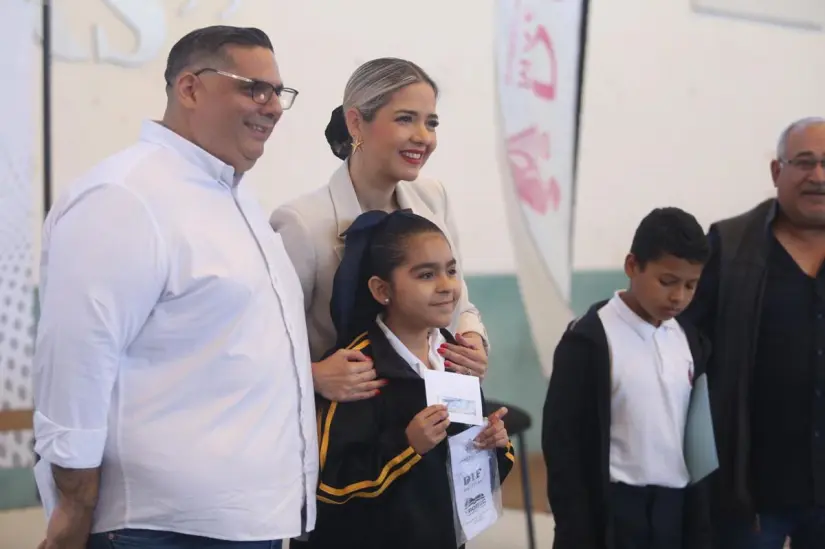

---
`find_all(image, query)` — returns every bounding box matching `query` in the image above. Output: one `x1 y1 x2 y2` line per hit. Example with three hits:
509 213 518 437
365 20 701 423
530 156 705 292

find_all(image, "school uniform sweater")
305 323 515 549
541 299 714 549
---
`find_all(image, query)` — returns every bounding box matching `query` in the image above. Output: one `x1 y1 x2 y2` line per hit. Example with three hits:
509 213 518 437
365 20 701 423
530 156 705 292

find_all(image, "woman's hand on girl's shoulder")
312 349 387 402
440 332 488 379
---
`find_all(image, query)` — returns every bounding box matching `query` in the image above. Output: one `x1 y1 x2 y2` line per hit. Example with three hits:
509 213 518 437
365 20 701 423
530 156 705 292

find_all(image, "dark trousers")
718 508 825 549
610 482 685 549
86 529 284 549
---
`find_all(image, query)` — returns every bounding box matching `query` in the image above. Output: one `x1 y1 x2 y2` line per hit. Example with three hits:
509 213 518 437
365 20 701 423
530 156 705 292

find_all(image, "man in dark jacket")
683 117 825 548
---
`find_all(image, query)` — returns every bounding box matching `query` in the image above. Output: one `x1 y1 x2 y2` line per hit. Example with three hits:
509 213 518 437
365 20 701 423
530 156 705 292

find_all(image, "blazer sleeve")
270 205 317 313
495 440 516 485
542 330 600 549
436 181 489 348
316 398 421 505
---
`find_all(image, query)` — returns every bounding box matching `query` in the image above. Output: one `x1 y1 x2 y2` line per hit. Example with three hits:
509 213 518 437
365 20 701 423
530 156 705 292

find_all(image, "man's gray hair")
776 117 825 159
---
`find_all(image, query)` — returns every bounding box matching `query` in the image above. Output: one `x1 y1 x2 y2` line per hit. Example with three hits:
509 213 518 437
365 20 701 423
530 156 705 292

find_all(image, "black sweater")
304 323 514 549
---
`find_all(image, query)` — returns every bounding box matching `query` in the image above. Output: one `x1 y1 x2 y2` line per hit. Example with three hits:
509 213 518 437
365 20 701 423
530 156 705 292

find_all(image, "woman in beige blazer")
270 58 489 403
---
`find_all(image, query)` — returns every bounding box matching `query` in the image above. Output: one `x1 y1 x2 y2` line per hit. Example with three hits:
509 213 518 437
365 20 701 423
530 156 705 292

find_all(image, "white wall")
573 0 825 270
28 0 825 276
38 0 513 275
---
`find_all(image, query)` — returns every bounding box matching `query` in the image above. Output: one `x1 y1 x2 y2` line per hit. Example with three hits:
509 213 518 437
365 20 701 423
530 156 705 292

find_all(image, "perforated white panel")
0 0 37 469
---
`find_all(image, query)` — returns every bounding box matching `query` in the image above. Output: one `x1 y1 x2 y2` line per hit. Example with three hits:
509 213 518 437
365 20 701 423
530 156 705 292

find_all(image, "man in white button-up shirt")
33 26 317 549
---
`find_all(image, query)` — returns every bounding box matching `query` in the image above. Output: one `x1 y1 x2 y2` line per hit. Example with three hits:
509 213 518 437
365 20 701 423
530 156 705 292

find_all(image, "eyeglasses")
781 157 825 172
193 68 298 110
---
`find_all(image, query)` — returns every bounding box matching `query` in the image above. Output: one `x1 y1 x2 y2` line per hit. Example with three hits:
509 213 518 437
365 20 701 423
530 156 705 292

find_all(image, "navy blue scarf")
328 209 420 352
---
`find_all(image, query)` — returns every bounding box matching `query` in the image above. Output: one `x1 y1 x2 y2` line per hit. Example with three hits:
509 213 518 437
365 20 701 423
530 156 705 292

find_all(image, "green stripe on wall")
0 467 37 511
0 269 625 511
570 269 627 315
465 269 625 455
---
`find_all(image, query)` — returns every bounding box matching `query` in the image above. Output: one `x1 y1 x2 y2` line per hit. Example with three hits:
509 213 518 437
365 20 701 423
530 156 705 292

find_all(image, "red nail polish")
437 348 445 355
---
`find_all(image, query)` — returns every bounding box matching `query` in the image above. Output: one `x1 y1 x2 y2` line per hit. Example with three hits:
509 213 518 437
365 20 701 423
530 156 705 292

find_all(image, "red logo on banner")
506 4 558 102
502 0 565 216
518 14 557 101
506 126 561 215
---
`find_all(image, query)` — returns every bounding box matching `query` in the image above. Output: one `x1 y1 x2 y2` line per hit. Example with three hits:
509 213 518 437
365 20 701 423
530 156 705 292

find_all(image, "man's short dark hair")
630 207 710 268
164 25 273 86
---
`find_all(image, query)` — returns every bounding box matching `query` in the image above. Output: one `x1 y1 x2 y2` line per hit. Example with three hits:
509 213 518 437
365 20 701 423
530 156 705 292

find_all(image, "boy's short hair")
630 207 710 268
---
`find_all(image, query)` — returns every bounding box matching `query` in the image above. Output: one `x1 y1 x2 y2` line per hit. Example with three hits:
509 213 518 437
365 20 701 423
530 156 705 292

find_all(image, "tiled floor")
0 507 556 549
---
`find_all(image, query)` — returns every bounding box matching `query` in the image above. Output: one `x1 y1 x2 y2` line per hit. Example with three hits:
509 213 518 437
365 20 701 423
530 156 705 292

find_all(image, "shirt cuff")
457 312 490 353
34 411 107 469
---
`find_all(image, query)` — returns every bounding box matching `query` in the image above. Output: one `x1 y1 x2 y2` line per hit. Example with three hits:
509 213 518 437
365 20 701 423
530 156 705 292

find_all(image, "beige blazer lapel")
395 181 426 216
327 161 362 260
396 180 454 249
329 166 452 258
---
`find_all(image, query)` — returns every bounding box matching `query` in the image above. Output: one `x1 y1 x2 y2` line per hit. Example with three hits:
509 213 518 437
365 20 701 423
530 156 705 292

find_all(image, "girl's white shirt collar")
375 315 446 378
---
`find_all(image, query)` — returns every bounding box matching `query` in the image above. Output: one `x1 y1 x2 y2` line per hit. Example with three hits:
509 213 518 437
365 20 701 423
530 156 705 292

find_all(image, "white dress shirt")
375 316 446 376
598 292 693 489
33 121 318 540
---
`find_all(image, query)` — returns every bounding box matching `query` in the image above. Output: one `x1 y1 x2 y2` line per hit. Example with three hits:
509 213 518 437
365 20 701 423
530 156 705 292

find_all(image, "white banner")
495 0 584 302
0 0 38 469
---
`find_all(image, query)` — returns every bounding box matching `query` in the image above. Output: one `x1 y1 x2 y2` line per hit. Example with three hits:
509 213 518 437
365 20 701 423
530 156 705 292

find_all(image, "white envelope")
684 373 719 484
423 369 484 426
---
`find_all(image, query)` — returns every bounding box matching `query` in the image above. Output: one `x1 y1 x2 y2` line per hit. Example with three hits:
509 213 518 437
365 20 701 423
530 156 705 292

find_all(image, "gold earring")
351 137 363 155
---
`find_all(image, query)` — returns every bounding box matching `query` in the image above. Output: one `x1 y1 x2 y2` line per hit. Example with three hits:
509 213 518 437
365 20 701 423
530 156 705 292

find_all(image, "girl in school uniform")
305 210 515 549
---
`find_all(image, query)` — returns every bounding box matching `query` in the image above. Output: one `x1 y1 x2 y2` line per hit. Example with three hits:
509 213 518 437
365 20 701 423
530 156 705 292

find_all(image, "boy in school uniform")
542 207 714 549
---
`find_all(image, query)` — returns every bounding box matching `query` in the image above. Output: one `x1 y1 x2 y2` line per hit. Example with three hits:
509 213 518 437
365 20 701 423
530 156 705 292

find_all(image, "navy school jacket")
541 300 714 549
304 321 515 549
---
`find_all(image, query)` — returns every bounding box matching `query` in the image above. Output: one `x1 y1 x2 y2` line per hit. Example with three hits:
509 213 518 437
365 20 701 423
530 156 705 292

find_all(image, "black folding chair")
486 399 536 549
